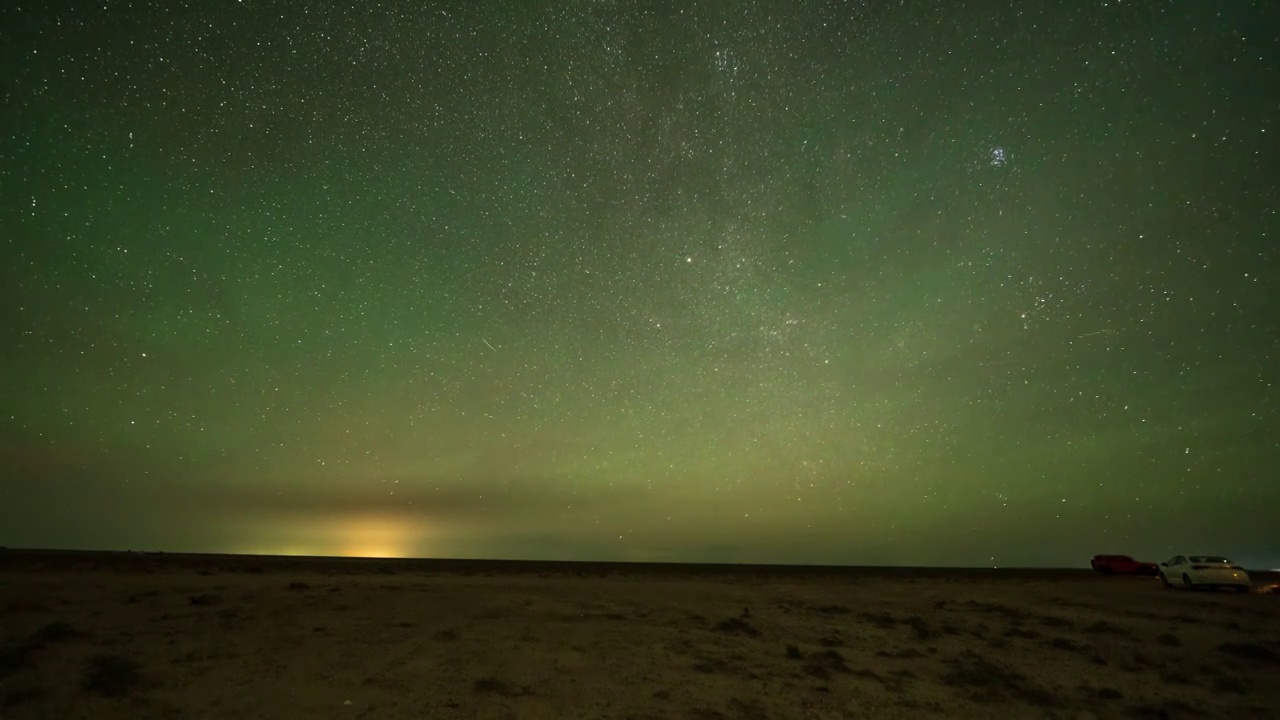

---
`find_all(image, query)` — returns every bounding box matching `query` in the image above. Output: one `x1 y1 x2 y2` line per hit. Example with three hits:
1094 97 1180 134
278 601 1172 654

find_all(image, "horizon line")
0 546 1114 571
5 547 1275 574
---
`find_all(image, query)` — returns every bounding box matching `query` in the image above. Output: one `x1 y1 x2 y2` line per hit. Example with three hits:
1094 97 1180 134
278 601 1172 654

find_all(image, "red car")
1091 554 1159 576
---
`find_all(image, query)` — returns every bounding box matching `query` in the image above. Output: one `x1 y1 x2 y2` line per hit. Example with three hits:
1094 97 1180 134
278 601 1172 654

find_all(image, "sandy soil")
1 552 1277 720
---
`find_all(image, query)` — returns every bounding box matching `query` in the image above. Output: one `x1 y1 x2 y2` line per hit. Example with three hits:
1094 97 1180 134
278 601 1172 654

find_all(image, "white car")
1158 555 1251 592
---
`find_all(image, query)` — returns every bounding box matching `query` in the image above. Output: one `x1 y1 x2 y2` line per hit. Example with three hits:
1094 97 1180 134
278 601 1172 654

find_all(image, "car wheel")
1159 573 1170 588
1182 573 1195 589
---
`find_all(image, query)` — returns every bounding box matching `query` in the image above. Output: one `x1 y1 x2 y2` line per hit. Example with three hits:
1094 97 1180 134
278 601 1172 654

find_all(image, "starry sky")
2 1 1277 568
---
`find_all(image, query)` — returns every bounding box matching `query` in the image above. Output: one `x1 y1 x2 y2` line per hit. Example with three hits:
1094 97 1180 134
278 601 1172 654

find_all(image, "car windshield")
1189 556 1231 564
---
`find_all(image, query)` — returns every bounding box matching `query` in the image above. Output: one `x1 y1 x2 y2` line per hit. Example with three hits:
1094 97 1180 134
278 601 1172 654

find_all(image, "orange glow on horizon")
334 515 417 559
230 513 427 559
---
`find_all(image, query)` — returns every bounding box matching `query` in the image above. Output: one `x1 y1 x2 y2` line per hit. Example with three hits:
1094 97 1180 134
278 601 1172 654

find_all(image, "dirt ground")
1 552 1277 720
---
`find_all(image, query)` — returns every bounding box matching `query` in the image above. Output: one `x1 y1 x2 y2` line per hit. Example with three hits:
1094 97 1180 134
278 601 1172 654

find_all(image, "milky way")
2 1 1276 567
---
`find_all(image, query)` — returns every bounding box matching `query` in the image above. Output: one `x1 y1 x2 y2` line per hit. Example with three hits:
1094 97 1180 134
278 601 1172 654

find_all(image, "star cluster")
1 1 1276 566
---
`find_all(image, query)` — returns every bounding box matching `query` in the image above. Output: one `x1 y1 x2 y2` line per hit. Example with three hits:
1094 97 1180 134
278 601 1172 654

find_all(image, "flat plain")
1 551 1277 720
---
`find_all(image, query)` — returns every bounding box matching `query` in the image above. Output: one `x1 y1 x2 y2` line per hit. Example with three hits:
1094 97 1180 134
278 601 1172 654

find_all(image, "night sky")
2 1 1277 568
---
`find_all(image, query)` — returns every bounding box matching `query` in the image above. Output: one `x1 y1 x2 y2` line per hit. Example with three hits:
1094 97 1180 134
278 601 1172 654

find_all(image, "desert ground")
0 551 1277 720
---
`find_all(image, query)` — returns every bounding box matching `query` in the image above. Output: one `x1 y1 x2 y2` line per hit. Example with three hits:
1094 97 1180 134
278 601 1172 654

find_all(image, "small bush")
473 676 526 697
1083 620 1130 636
81 655 141 697
903 616 937 640
1049 637 1083 653
860 611 897 629
1095 686 1124 700
802 649 851 678
32 621 80 643
1217 642 1278 664
712 617 760 636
